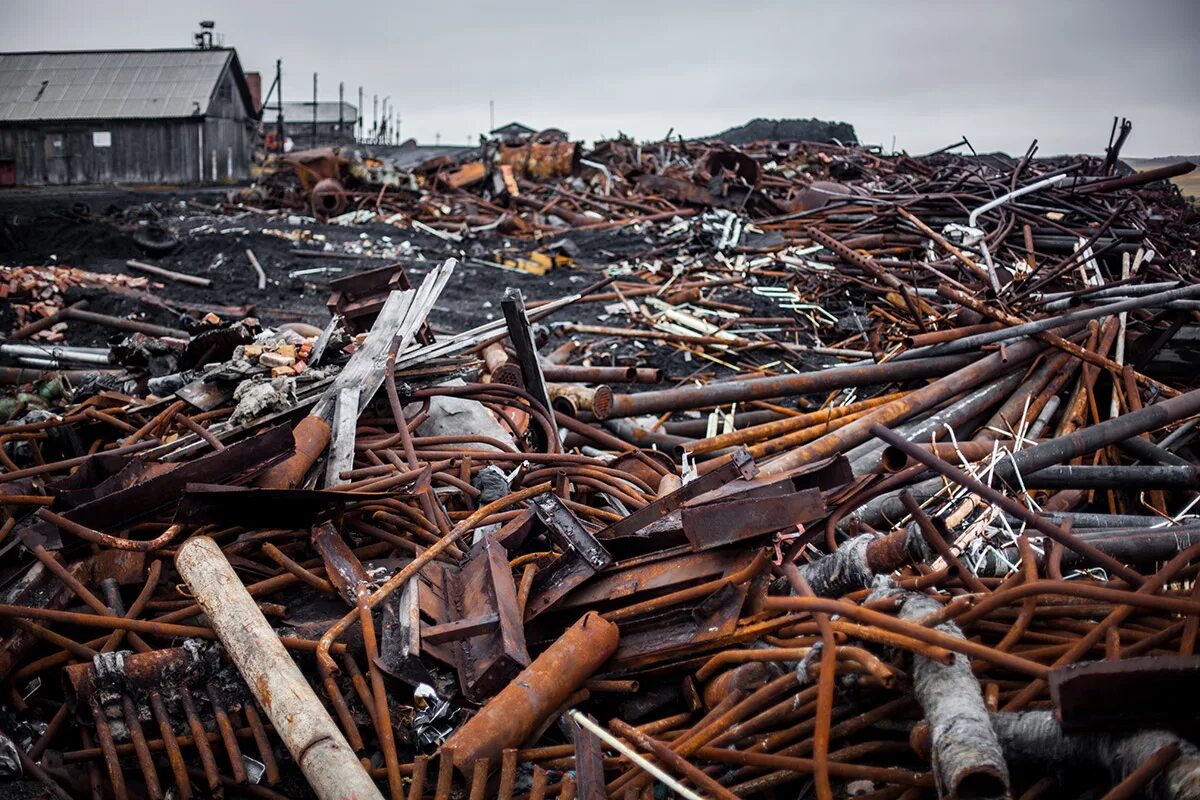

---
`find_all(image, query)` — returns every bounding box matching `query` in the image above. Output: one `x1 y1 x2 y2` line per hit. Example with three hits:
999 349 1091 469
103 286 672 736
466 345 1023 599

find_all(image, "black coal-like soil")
0 187 815 390
0 189 653 349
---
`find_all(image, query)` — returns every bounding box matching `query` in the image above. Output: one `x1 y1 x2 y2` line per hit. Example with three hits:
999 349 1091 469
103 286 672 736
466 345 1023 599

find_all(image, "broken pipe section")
254 415 332 489
175 536 383 800
442 611 619 773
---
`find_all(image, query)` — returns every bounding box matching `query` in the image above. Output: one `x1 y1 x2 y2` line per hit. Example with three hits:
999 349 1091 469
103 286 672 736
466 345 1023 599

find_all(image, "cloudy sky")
3 0 1197 156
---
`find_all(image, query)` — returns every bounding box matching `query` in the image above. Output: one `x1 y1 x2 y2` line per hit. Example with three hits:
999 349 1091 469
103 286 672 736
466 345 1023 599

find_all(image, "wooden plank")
323 385 361 487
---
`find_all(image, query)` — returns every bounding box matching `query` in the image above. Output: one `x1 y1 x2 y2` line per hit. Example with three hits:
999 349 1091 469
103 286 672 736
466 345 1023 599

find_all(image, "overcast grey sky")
2 0 1197 156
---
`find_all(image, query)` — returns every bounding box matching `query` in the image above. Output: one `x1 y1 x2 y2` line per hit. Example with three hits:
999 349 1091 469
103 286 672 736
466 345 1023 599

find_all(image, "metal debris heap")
1 130 1200 800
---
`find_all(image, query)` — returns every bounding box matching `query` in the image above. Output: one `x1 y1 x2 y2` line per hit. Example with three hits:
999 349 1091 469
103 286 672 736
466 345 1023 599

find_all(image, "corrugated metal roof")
280 101 358 125
0 49 237 122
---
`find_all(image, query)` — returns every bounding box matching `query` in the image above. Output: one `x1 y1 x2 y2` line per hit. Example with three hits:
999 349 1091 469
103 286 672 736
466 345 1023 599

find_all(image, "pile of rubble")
1 128 1200 800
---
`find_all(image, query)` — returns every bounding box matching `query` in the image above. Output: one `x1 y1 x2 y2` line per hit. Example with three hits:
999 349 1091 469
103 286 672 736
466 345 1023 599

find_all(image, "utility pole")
338 81 344 141
274 59 284 151
372 94 378 144
489 99 494 133
357 86 363 142
311 72 318 147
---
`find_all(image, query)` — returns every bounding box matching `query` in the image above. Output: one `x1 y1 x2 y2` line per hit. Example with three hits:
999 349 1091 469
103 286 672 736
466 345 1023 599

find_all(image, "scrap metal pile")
2 132 1200 800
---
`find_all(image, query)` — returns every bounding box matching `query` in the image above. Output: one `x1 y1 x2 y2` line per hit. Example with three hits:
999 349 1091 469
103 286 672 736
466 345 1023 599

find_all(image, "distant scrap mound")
701 117 858 145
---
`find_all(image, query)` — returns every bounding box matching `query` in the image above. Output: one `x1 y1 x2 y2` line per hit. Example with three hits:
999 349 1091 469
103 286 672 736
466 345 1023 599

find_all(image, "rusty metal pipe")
1022 464 1199 490
606 354 976 417
995 387 1200 486
541 365 661 384
685 391 906 456
442 611 619 773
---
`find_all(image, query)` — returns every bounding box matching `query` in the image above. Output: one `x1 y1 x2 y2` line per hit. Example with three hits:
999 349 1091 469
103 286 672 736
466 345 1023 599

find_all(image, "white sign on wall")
92 131 111 147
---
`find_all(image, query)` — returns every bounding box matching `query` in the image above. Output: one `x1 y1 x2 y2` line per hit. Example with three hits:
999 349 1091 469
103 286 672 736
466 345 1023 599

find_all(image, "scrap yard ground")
1 128 1200 800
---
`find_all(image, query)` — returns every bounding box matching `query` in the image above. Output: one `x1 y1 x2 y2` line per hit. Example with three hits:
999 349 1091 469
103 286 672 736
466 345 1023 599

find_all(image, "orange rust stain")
255 674 273 711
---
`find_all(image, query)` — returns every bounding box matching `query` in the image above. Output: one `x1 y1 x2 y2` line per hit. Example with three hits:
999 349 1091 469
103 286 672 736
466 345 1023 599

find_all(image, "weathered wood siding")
0 58 254 186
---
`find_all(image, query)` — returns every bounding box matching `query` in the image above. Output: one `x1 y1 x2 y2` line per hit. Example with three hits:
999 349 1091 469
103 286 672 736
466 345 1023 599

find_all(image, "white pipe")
580 159 612 194
176 537 383 800
970 173 1068 293
0 343 111 365
968 173 1068 228
567 710 704 800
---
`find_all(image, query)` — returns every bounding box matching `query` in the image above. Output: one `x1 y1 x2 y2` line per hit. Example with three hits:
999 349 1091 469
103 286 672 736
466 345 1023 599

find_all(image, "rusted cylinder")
541 365 662 384
997 386 1200 485
489 361 525 388
662 409 786 437
1023 464 1200 490
606 354 975 417
442 611 619 773
1074 160 1195 194
175 537 382 800
903 322 1004 348
880 439 1048 473
311 177 348 218
482 343 510 374
62 307 189 339
64 647 197 706
548 383 613 419
255 416 332 489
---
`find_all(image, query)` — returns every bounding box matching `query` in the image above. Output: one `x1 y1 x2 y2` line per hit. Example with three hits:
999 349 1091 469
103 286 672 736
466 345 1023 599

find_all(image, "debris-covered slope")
0 129 1199 800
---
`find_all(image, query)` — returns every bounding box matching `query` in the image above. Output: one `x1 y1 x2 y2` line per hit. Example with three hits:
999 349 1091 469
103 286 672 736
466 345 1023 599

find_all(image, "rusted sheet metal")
636 173 728 208
61 423 294 532
1049 656 1200 731
311 521 373 607
46 451 148 508
571 712 607 800
442 611 618 773
176 483 396 527
523 492 612 620
0 559 79 677
703 148 760 184
597 447 757 540
444 161 487 189
610 582 748 669
280 147 348 194
681 488 824 550
378 580 432 687
450 538 529 703
548 548 757 614
326 261 415 334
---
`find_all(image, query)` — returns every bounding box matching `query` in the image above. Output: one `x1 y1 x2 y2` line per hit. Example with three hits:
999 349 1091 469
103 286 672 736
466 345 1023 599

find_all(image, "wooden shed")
0 47 257 186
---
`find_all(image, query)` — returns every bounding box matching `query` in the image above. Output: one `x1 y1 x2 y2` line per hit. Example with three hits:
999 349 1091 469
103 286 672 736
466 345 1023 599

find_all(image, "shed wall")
0 118 207 185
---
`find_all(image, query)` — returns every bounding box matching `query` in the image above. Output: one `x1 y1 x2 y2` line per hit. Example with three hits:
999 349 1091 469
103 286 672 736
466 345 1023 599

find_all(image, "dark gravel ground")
0 186 821 392
0 187 628 337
